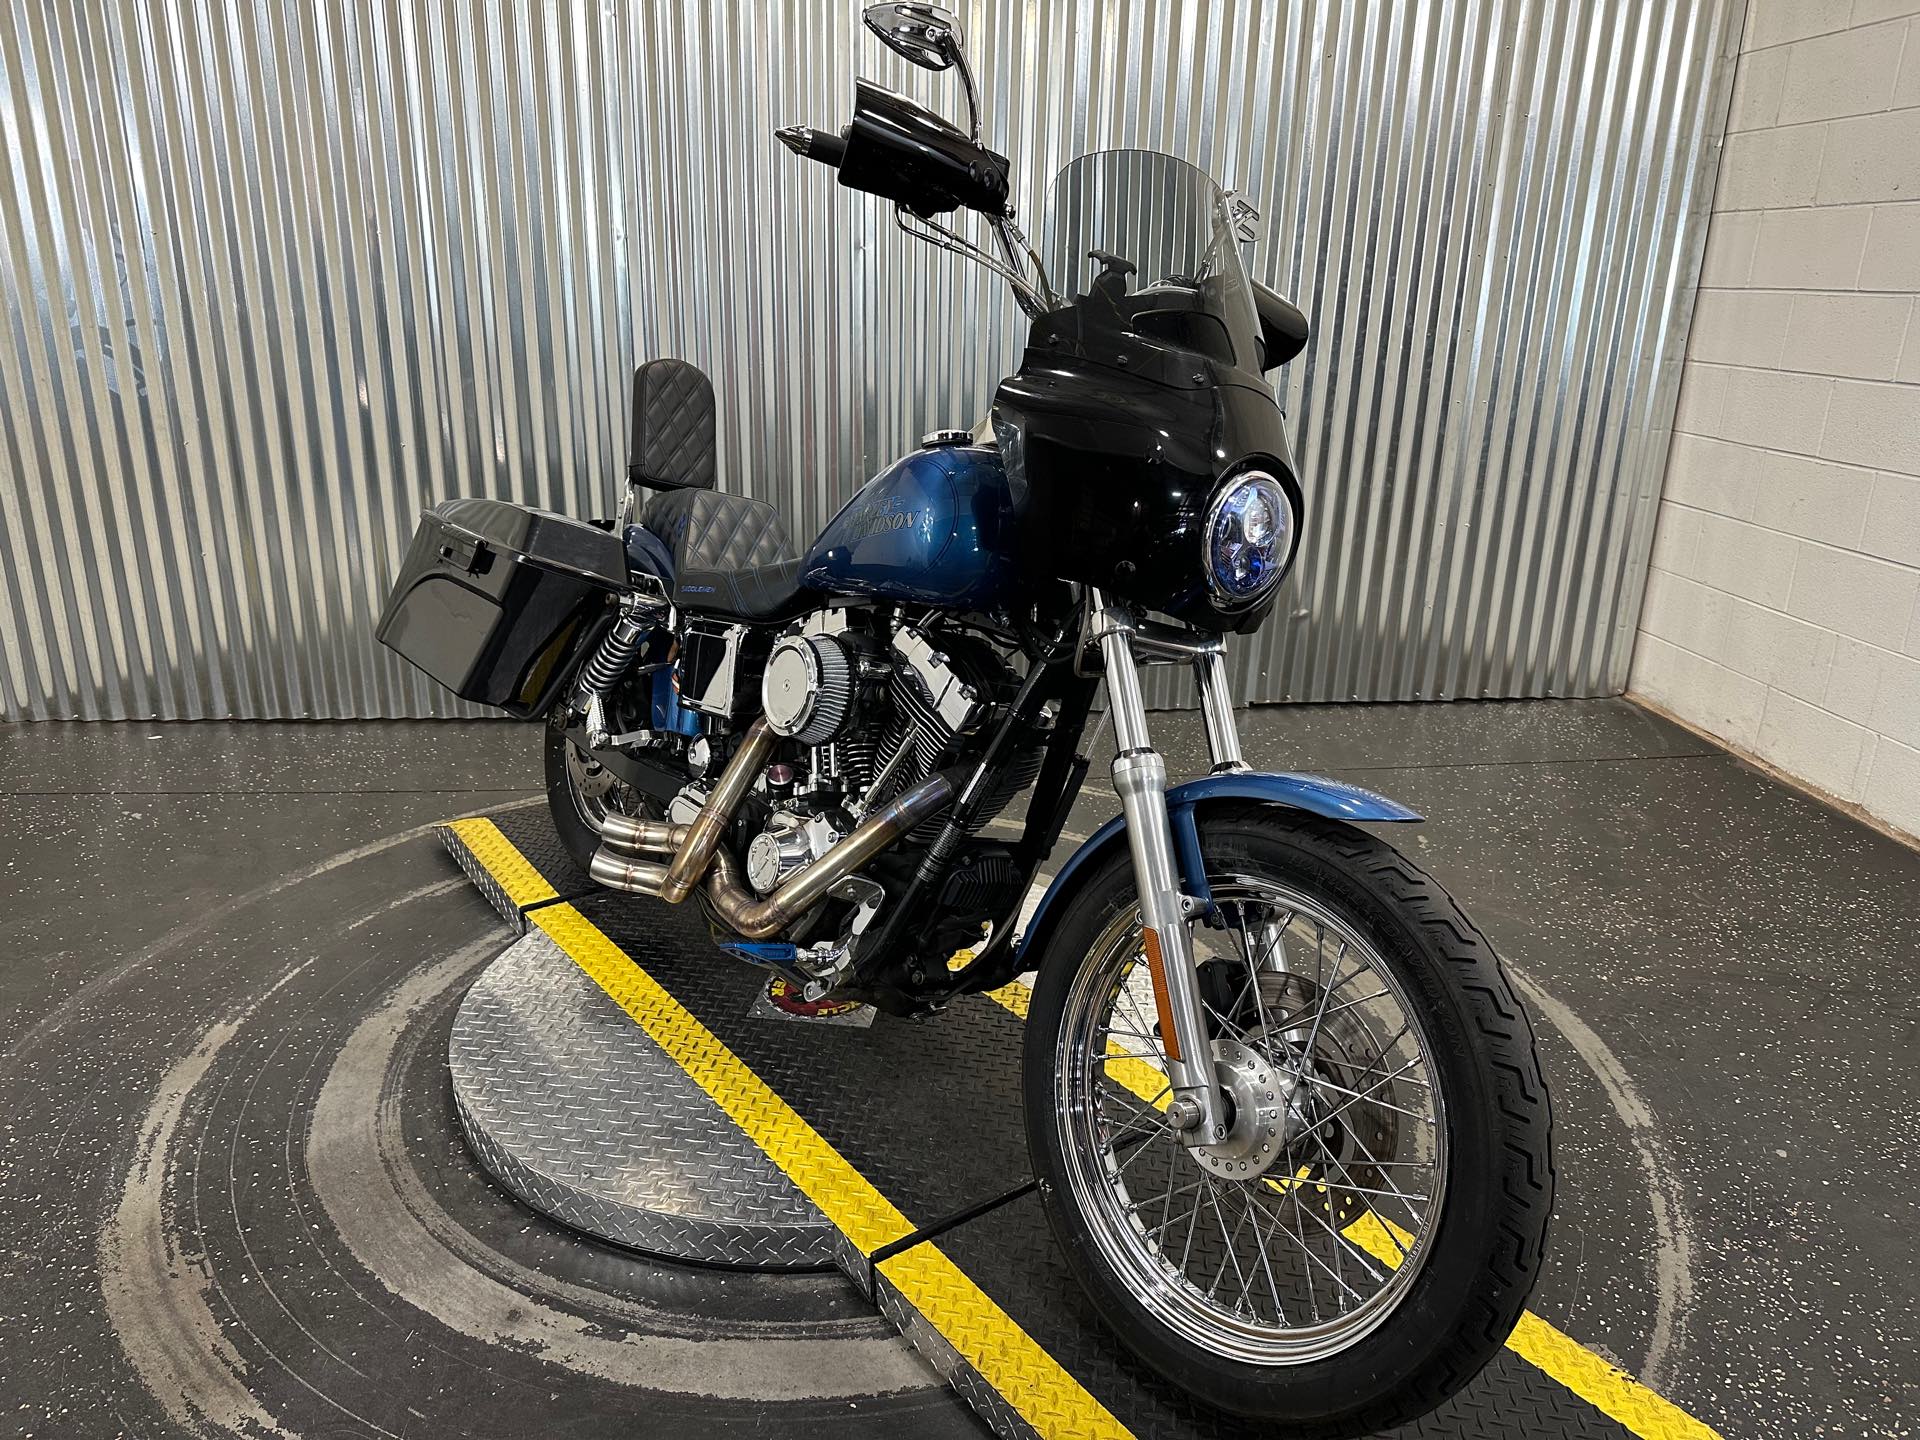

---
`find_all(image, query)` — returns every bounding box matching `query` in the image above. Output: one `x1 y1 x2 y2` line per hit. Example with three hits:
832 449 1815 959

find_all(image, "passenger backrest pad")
629 358 717 491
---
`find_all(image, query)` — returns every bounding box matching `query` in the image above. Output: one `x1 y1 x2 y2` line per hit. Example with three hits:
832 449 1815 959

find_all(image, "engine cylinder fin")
905 746 1045 846
825 731 879 796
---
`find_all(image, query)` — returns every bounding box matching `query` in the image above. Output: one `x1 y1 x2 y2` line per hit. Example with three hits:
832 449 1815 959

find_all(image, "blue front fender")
1012 771 1420 964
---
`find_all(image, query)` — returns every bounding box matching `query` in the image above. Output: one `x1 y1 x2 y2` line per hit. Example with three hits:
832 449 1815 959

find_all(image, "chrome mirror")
1226 191 1261 244
863 3 962 72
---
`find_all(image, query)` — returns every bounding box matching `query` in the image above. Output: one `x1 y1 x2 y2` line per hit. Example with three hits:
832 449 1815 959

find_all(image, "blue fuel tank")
800 442 1021 609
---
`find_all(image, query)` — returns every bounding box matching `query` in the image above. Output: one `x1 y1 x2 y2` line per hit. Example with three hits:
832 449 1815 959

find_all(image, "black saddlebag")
377 498 627 716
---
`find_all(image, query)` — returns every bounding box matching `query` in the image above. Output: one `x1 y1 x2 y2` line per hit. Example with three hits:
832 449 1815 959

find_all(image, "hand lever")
1086 248 1136 306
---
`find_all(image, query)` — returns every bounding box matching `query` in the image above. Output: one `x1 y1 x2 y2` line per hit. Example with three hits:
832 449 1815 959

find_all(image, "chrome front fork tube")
1089 591 1231 1146
1195 647 1247 773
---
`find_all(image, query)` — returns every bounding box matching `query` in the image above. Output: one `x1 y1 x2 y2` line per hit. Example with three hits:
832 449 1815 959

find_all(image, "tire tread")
1023 804 1554 1437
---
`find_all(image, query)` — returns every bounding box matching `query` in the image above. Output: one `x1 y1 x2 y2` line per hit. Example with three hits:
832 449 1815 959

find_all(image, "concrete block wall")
1631 0 1920 840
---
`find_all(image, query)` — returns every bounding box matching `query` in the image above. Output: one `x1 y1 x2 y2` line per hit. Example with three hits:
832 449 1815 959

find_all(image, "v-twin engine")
758 613 1043 833
588 748 954 942
586 606 1045 1001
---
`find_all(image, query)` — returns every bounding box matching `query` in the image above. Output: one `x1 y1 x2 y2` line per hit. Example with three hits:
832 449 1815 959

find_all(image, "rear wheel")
543 719 656 874
1022 806 1552 1436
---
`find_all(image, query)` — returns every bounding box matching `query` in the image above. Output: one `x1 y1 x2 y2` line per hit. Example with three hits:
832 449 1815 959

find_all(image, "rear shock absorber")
576 592 664 749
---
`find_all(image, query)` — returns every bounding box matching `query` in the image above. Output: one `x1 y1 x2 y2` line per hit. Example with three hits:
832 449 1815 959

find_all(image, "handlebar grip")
775 125 848 169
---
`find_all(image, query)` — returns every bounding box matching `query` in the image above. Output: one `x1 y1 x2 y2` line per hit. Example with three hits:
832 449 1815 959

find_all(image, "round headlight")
1203 471 1294 604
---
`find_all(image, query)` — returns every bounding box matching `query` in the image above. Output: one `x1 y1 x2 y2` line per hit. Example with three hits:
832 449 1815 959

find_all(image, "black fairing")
992 310 1301 634
837 79 1010 219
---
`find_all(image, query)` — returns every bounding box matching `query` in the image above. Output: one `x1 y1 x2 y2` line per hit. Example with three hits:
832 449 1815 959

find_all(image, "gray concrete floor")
0 698 1913 1438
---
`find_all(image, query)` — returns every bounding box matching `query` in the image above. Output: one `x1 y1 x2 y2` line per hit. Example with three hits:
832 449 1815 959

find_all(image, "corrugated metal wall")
0 0 1741 720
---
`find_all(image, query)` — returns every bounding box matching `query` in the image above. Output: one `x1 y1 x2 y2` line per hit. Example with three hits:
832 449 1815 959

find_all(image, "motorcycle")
377 5 1552 1432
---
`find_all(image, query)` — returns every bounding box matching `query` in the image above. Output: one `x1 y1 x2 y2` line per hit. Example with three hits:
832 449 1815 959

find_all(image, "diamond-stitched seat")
627 358 816 622
642 488 814 621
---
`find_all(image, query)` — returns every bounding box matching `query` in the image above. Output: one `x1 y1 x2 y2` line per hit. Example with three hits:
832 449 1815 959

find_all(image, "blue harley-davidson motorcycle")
378 6 1551 1432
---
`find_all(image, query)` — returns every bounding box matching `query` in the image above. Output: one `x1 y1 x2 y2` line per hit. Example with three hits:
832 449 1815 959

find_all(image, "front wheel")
1022 806 1552 1437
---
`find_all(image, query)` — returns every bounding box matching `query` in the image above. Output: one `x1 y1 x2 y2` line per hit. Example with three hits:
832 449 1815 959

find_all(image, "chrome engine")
594 605 1047 999
594 603 1049 988
761 613 1039 817
662 608 1045 910
745 807 842 894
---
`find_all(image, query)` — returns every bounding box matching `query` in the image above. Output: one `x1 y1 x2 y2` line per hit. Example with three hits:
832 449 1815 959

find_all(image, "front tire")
1021 805 1552 1437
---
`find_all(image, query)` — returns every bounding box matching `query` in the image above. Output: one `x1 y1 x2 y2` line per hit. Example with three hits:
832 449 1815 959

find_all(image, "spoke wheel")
1053 878 1446 1365
1022 808 1552 1434
564 738 647 830
542 719 660 874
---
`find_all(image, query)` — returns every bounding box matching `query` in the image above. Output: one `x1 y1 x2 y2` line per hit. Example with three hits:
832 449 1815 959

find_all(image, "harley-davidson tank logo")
846 497 918 541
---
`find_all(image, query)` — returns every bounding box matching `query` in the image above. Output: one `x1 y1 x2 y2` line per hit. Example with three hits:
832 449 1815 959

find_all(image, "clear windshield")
1033 149 1259 371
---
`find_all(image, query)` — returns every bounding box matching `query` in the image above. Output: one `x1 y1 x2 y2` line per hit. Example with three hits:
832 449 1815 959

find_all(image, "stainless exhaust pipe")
588 813 690 893
588 730 950 943
702 772 953 940
598 813 693 855
589 849 670 894
659 717 775 904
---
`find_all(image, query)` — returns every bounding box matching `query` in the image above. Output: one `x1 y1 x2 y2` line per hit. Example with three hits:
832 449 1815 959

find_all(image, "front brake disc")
1246 972 1400 1230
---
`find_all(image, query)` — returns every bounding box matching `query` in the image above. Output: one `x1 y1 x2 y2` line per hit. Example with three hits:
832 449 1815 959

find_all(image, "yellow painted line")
1504 1313 1723 1440
986 980 1032 1018
443 816 559 910
447 823 1719 1440
1351 1216 1725 1440
446 825 1131 1440
876 1241 1131 1434
533 902 916 1256
986 981 1726 1440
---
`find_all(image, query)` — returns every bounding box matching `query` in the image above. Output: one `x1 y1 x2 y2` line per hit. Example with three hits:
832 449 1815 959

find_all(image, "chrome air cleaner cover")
761 633 855 745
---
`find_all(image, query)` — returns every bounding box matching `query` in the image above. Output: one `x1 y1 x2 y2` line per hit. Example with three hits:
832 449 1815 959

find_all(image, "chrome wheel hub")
1189 1038 1301 1181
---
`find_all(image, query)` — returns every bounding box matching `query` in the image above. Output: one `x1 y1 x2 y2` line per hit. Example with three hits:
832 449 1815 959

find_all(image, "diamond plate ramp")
449 929 838 1268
